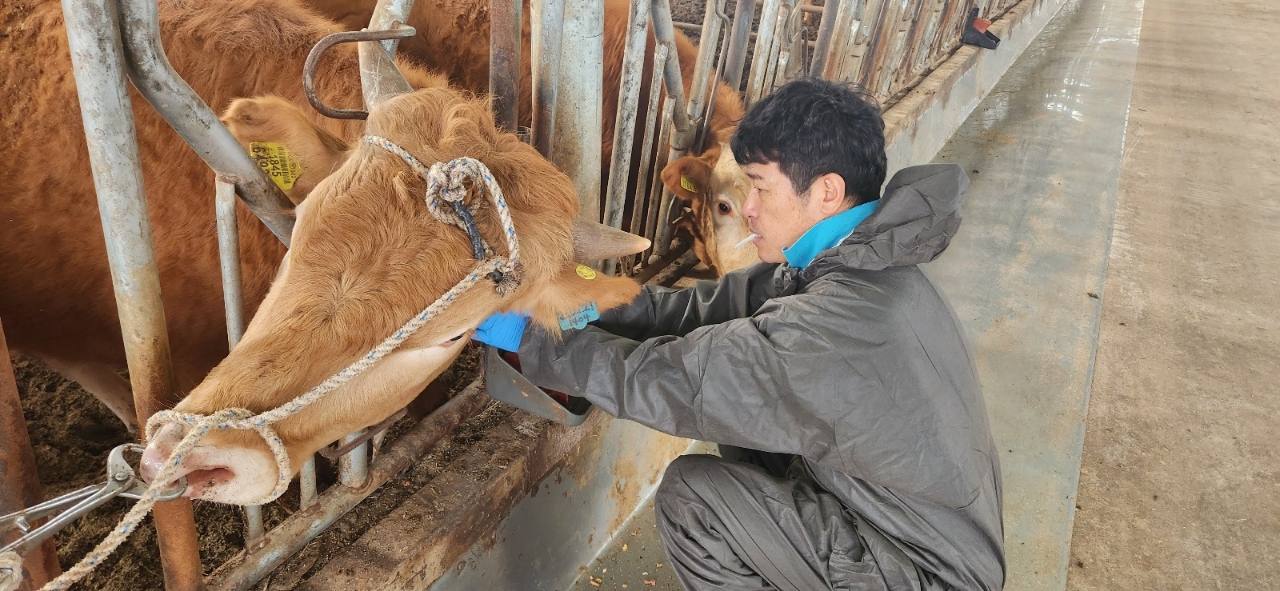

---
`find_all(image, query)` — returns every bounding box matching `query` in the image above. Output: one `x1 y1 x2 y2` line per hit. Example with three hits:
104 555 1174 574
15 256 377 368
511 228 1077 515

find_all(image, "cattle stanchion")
59 0 207 588
0 321 60 590
721 0 757 90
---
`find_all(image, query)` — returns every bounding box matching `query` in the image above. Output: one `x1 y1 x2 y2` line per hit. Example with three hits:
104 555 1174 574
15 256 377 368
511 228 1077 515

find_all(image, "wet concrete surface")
1065 0 1280 588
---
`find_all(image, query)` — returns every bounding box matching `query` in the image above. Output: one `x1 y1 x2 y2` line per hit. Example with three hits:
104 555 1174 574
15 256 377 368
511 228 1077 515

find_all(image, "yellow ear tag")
249 141 302 191
679 175 699 194
575 265 597 280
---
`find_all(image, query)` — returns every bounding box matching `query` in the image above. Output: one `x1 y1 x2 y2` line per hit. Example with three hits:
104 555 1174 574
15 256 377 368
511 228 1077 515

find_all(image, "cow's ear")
222 96 351 205
661 154 714 203
518 262 642 334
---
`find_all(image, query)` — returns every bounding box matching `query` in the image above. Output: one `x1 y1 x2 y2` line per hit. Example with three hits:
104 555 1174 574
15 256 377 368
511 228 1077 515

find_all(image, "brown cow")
0 0 643 459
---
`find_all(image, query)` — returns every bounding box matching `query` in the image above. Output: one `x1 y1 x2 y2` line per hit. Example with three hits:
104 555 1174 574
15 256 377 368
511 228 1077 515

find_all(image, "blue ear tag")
558 302 600 330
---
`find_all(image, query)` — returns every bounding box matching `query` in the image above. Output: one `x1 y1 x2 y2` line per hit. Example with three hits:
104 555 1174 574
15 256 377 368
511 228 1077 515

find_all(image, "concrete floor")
571 0 1280 589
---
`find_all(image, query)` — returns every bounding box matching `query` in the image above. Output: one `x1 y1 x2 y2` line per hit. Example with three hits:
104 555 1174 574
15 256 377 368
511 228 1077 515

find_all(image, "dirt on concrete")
1066 0 1280 588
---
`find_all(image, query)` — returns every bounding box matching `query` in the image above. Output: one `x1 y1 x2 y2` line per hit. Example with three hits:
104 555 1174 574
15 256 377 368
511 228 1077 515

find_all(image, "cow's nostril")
139 444 171 484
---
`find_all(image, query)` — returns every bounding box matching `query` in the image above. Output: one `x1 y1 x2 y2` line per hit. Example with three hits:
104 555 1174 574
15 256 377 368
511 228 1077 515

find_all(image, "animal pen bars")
0 0 1018 588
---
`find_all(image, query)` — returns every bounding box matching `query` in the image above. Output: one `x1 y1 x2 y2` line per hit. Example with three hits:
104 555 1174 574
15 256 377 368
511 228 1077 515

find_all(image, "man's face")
741 162 827 264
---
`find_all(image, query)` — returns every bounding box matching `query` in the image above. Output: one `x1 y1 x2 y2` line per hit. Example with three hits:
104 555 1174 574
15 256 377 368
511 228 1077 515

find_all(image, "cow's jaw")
139 336 473 504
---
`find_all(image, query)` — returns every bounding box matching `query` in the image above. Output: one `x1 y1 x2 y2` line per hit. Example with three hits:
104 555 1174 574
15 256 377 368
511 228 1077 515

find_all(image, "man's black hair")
730 78 887 206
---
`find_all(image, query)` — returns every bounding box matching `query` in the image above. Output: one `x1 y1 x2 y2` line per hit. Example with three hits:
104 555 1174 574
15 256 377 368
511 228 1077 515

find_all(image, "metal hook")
303 24 419 120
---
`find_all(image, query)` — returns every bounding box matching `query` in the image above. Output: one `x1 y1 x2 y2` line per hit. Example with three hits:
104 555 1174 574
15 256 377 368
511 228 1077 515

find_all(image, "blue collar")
782 199 879 269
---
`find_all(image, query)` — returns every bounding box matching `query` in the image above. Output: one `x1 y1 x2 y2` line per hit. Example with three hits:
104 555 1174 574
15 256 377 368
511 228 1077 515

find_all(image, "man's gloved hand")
473 311 530 352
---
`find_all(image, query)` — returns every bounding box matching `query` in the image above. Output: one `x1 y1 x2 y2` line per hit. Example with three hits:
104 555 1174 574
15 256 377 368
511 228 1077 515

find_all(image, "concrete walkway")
573 0 1280 589
1065 0 1280 589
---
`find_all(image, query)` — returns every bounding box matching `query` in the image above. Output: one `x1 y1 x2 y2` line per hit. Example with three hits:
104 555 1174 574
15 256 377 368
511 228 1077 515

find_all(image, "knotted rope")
16 144 520 591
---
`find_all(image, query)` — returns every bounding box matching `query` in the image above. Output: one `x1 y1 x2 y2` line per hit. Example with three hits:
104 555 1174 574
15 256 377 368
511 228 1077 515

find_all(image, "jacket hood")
807 163 968 274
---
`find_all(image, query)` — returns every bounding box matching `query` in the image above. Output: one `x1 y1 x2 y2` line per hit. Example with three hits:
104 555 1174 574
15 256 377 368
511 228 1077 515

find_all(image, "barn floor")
570 0 1279 589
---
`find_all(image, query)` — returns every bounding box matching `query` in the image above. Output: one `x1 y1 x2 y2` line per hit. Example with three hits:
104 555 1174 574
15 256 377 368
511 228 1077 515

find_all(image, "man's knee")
655 455 726 518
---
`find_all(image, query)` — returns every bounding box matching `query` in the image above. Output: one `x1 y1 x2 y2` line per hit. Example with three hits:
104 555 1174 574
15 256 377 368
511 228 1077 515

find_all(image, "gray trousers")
653 452 889 591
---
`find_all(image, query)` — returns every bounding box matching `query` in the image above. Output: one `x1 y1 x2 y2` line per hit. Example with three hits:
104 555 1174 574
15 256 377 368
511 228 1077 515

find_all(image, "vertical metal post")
531 0 567 158
215 180 266 548
300 458 318 510
551 0 604 220
721 0 756 91
338 437 370 488
629 44 671 241
60 1 206 588
650 0 692 145
490 0 523 133
746 0 782 104
0 322 60 589
809 0 841 76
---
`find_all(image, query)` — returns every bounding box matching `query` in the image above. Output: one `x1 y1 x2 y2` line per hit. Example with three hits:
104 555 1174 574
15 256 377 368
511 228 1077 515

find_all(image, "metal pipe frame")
721 0 757 91
602 0 653 233
531 0 568 158
60 1 206 588
627 43 672 259
206 382 493 591
809 0 840 75
369 0 417 56
489 0 523 133
650 0 693 149
0 321 60 588
745 0 783 104
115 0 295 246
552 0 605 221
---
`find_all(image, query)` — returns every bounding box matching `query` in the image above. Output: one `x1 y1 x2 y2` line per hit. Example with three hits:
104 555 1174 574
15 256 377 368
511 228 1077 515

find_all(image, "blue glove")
473 311 530 352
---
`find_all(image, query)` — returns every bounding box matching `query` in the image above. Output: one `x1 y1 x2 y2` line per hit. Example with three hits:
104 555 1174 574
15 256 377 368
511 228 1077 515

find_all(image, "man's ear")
515 262 642 334
661 154 714 203
222 96 351 205
808 172 849 216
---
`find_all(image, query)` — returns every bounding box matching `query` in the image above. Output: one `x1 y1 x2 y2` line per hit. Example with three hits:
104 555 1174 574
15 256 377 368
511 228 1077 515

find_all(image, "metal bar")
646 104 676 255
299 458 318 510
60 1 206 588
721 0 756 91
115 0 294 246
821 0 864 80
216 179 267 549
551 0 604 220
809 0 840 75
243 506 264 548
0 321 60 588
489 0 522 133
649 0 693 148
215 180 245 349
205 382 493 591
369 0 417 55
338 438 369 488
746 0 782 103
602 0 653 232
686 0 731 142
626 44 672 274
531 0 567 158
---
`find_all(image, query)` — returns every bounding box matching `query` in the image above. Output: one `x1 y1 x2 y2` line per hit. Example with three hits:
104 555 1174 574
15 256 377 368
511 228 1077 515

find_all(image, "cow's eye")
717 201 732 215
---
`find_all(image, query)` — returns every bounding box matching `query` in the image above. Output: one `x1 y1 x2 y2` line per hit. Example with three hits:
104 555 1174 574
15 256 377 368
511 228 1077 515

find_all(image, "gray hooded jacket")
518 164 1005 590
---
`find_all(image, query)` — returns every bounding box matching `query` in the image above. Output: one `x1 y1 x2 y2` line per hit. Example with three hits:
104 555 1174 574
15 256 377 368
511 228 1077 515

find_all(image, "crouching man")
478 78 1005 591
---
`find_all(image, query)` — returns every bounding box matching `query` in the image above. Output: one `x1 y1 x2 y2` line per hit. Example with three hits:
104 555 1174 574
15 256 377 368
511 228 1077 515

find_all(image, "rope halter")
35 139 522 591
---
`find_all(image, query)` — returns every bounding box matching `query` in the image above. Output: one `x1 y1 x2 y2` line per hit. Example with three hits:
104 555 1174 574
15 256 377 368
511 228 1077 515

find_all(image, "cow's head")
661 142 759 274
141 48 647 504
